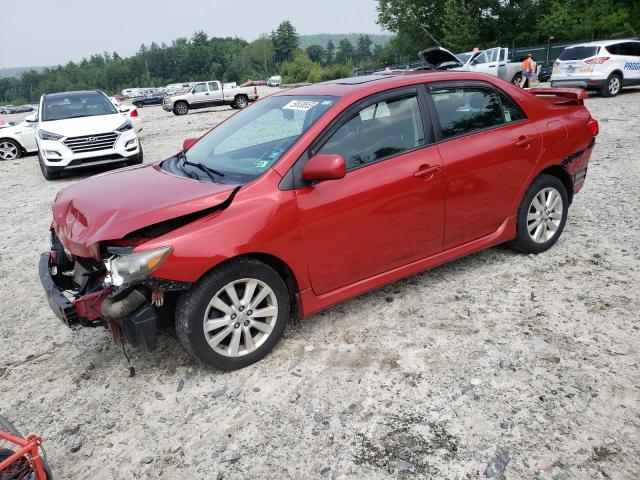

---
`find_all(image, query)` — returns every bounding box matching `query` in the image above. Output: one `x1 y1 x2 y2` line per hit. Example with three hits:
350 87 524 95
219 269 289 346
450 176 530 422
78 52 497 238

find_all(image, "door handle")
414 164 442 180
488 65 496 68
515 136 533 148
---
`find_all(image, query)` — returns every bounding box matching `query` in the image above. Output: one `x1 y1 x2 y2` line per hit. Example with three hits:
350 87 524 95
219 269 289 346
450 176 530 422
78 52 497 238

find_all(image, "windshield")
456 52 473 63
184 95 338 183
42 92 118 121
558 46 599 61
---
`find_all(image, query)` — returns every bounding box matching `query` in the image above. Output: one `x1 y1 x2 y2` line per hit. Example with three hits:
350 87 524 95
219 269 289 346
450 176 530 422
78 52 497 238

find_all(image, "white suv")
550 39 640 97
37 90 142 179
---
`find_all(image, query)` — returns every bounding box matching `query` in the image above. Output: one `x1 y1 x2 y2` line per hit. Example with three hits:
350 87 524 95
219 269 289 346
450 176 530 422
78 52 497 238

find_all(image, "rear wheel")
233 95 248 109
38 151 60 180
508 174 569 254
0 139 21 160
174 101 189 115
176 258 289 370
601 73 622 97
511 72 522 85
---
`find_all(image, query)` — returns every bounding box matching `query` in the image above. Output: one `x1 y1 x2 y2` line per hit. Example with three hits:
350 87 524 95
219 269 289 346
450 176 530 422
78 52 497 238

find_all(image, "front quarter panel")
139 170 309 290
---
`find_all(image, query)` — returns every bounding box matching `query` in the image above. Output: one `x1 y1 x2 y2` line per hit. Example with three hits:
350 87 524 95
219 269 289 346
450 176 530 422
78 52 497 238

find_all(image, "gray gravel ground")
0 85 639 479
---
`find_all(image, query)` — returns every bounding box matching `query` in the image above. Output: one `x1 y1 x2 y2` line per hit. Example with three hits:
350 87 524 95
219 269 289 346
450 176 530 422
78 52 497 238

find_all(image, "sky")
0 0 385 68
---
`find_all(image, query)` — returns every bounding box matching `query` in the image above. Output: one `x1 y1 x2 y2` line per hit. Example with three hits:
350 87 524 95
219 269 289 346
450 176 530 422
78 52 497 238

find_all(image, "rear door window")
559 46 599 60
208 82 220 91
318 94 426 170
497 91 527 123
430 86 504 139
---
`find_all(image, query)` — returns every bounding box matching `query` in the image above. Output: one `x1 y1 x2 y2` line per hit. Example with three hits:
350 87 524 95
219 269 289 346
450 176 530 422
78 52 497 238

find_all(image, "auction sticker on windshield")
283 100 319 111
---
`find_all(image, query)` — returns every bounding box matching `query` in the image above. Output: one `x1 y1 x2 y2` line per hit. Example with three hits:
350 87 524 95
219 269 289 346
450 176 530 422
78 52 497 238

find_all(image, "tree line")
2 1 638 105
0 21 393 105
377 0 640 55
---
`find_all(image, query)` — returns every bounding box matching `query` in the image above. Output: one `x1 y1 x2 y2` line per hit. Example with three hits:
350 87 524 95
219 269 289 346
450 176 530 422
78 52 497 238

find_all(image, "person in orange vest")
520 54 535 88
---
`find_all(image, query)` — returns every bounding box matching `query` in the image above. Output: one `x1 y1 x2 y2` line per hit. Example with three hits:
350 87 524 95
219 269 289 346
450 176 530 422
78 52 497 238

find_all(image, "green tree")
325 39 336 64
272 20 299 63
335 38 355 64
355 35 373 63
441 0 478 52
306 44 325 64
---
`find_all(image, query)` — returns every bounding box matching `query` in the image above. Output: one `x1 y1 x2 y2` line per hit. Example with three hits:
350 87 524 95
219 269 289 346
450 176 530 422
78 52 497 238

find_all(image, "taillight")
584 57 610 64
254 87 257 94
129 109 138 117
588 119 599 136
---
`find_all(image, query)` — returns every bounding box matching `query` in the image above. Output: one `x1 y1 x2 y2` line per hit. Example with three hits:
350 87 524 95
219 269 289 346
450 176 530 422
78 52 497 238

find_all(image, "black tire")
38 151 60 180
133 102 143 108
174 101 189 115
0 138 22 160
508 174 569 254
176 258 289 370
512 72 522 85
600 73 622 97
233 95 248 109
128 144 144 165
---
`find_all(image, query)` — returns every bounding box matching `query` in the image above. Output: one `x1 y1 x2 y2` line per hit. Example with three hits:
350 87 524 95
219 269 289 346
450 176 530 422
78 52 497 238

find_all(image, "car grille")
63 132 118 153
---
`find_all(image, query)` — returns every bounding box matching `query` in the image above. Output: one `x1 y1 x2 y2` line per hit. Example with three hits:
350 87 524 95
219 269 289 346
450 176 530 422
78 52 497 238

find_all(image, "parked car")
551 39 640 97
537 62 554 82
420 46 524 84
39 73 598 370
132 91 168 107
36 90 142 179
266 75 281 87
162 81 259 115
0 113 38 160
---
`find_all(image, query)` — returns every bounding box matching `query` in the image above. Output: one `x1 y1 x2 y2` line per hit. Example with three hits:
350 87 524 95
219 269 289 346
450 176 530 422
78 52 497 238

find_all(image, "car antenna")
121 339 136 377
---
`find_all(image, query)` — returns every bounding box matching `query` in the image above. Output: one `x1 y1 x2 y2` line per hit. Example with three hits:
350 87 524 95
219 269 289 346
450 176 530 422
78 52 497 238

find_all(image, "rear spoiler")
528 88 588 105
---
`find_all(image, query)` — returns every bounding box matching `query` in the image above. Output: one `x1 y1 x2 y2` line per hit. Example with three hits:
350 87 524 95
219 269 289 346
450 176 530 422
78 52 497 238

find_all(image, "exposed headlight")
105 246 171 287
38 130 63 141
115 119 133 132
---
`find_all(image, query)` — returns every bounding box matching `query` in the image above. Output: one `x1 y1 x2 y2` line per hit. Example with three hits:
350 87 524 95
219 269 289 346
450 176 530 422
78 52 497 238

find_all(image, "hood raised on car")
418 46 463 69
52 163 238 257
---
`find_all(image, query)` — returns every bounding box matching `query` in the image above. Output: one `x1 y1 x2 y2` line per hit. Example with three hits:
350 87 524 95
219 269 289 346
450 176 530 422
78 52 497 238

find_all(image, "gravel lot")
0 85 638 480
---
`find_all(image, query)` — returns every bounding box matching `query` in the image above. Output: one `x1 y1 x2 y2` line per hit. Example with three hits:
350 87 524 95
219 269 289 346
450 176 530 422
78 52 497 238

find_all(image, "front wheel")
174 101 189 115
601 73 622 97
508 174 569 254
176 258 289 370
38 151 60 180
0 139 22 160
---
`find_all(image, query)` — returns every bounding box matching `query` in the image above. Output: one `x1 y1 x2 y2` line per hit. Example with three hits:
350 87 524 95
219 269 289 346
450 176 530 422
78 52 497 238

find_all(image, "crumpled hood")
52 162 237 257
40 113 126 137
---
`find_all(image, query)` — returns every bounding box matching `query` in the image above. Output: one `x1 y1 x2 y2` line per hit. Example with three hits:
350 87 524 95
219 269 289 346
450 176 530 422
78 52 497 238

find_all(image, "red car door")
295 90 445 295
428 83 542 249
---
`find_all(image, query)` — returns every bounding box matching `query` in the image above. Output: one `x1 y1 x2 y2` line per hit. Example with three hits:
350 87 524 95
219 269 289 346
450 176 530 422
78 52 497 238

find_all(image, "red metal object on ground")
0 431 47 480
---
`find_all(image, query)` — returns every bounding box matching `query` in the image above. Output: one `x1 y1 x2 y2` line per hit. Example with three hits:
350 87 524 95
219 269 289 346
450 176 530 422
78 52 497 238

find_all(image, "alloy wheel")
202 278 278 357
527 187 563 243
608 77 621 95
0 141 19 160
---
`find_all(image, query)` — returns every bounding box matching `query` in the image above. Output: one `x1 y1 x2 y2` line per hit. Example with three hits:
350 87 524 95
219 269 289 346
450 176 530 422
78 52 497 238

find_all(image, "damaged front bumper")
38 247 188 352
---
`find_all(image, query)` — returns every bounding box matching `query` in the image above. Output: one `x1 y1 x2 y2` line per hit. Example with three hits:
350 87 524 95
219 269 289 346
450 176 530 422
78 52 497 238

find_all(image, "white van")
267 75 281 87
550 39 640 97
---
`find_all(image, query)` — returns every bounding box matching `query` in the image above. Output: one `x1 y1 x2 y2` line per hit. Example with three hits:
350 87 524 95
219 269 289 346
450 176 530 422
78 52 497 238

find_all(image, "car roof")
44 90 103 99
272 71 504 100
565 38 640 48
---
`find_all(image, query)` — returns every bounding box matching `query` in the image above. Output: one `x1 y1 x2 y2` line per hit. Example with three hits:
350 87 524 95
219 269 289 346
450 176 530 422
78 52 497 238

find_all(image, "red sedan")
39 72 598 370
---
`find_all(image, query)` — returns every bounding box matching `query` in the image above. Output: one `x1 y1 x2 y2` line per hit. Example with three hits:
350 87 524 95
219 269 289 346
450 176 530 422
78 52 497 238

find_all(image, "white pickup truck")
162 80 259 115
420 46 524 84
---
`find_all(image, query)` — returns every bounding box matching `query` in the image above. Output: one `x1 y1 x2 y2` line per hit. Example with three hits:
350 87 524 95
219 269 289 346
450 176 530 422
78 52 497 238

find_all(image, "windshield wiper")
178 152 225 182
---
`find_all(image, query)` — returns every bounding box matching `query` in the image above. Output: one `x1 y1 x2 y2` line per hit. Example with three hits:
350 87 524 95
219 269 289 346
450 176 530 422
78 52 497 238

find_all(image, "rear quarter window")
558 46 599 60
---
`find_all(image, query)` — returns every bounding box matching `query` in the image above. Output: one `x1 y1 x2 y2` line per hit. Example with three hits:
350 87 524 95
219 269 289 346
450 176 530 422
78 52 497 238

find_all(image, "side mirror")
183 137 198 151
25 113 37 122
302 154 346 183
